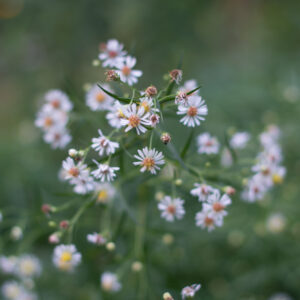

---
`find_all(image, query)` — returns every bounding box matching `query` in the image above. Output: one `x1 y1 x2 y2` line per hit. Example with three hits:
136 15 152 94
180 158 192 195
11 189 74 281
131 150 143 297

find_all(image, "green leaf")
180 129 194 159
97 83 136 104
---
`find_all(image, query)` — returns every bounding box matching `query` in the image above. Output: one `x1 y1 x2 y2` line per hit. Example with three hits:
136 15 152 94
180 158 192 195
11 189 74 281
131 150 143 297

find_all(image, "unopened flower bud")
59 220 69 229
162 233 174 245
92 59 100 67
155 191 164 201
10 226 23 241
106 242 115 251
175 179 182 186
169 69 182 84
224 186 236 195
131 261 143 272
78 150 85 157
105 70 119 82
41 204 52 215
48 221 56 228
68 148 77 157
145 85 157 98
163 292 174 300
49 233 60 244
161 132 171 145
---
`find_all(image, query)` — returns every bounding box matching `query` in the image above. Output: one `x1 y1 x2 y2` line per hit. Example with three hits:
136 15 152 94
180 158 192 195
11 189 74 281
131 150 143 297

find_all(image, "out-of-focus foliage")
0 0 300 299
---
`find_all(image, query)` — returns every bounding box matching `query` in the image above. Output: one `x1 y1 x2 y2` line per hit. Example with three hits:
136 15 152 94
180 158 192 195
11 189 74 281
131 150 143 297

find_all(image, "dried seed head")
160 132 171 145
169 69 182 84
224 186 236 195
105 70 119 82
59 220 69 229
145 85 157 97
41 204 52 215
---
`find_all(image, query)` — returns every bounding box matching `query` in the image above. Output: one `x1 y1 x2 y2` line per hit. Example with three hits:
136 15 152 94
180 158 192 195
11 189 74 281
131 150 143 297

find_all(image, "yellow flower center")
44 117 53 128
140 101 150 112
128 115 140 128
97 189 108 203
142 157 155 170
96 92 106 103
272 174 283 184
61 251 72 262
117 108 125 118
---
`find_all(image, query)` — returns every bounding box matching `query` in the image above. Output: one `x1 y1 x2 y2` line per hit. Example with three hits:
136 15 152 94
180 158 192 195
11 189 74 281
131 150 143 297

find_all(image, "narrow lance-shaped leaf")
97 83 138 104
180 129 194 159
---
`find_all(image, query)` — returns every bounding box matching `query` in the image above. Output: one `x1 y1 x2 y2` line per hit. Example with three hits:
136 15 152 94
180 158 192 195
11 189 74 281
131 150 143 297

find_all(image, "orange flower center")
213 202 224 212
204 216 214 226
68 167 79 177
44 117 53 127
205 140 213 147
108 50 118 58
96 92 106 103
187 106 198 116
122 66 131 76
142 157 155 170
128 115 140 127
167 204 176 215
51 99 60 108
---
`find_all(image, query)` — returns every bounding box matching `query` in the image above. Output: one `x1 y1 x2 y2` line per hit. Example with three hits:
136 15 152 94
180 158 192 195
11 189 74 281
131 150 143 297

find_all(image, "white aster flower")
230 132 250 149
62 157 88 181
99 39 126 68
116 56 142 86
94 182 116 203
91 129 119 156
190 183 215 202
86 84 114 111
158 196 185 222
87 233 106 245
52 244 81 272
241 174 267 202
177 95 207 127
195 208 220 231
101 272 122 293
133 147 165 174
1 281 23 300
150 114 160 127
0 256 18 274
121 103 151 135
258 144 282 165
181 283 201 299
206 190 232 219
35 108 67 131
43 126 72 149
259 125 281 148
197 133 219 154
43 89 73 112
139 97 159 114
72 173 95 194
10 226 23 241
16 255 41 278
106 101 126 129
91 161 119 182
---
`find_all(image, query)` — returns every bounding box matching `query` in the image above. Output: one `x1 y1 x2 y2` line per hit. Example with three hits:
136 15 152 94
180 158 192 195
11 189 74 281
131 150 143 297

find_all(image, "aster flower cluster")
34 39 286 297
0 254 41 300
35 90 73 149
242 125 285 202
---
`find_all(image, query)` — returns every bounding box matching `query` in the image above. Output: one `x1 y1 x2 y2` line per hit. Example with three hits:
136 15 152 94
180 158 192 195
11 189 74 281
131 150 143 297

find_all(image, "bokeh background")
1 0 300 299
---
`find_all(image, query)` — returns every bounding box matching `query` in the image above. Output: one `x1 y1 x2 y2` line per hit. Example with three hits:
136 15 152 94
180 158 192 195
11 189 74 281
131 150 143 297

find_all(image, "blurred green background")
0 0 300 299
